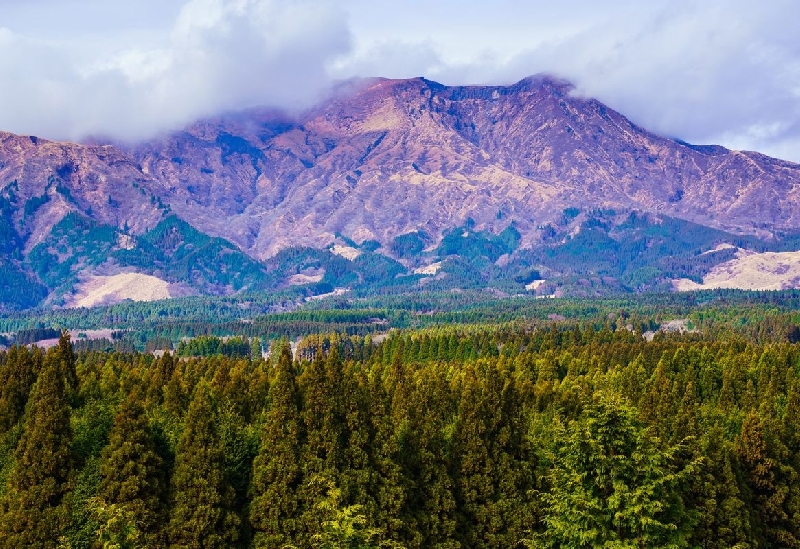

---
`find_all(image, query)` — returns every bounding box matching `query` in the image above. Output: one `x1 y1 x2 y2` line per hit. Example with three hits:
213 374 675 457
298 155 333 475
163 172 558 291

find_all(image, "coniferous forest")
2 318 800 548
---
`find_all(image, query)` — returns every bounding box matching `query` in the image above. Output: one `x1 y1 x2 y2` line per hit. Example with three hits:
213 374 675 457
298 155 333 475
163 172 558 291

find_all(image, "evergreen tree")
250 336 262 362
688 426 751 549
250 342 303 548
0 346 73 548
452 363 533 548
736 412 799 548
299 347 347 540
406 366 458 549
535 394 696 549
98 389 167 545
338 361 374 514
57 331 78 396
367 362 408 545
168 381 240 548
0 345 39 433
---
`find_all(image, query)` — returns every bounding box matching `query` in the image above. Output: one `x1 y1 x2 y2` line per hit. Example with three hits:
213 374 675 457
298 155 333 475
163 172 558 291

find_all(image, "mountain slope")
129 75 800 258
3 74 800 308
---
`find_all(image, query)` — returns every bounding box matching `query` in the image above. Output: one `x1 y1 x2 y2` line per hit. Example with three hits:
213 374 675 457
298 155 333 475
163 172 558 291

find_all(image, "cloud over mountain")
0 0 799 161
0 0 350 142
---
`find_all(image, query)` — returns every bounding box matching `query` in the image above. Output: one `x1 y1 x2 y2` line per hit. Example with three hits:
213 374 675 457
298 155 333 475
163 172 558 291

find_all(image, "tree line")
1 324 800 547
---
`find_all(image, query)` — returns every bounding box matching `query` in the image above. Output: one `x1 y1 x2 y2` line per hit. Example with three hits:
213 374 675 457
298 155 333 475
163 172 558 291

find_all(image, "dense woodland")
2 319 800 548
4 289 800 352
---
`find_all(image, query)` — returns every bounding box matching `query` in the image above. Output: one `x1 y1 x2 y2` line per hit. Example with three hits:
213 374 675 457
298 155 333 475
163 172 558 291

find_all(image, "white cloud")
1 0 799 163
0 0 350 142
333 0 800 162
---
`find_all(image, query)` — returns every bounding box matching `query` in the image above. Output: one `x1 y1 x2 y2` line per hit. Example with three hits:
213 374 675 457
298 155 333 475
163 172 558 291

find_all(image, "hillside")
129 75 800 257
3 75 800 308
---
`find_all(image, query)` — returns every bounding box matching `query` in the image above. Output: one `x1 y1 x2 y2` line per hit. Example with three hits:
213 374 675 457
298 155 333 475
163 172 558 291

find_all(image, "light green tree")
531 393 698 549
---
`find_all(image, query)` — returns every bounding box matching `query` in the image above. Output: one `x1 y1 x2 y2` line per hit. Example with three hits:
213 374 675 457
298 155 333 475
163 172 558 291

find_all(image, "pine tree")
250 336 262 362
250 341 303 548
0 346 73 548
301 347 343 474
0 345 39 433
146 351 176 406
299 347 347 540
536 394 697 549
338 361 373 514
452 362 533 548
688 425 751 548
98 389 167 545
367 362 409 545
56 331 78 396
168 381 240 548
406 366 458 549
452 365 495 548
736 411 799 548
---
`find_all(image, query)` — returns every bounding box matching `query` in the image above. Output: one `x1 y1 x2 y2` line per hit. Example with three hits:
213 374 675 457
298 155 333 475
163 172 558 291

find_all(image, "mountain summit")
3 74 800 308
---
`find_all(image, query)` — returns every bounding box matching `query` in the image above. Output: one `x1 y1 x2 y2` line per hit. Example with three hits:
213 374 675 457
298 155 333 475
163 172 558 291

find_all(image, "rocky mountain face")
3 74 800 308
0 133 166 253
129 75 800 258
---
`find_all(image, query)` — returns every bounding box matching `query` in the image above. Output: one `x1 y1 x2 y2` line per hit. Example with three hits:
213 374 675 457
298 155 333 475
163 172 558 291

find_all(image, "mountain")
128 75 800 257
3 74 800 309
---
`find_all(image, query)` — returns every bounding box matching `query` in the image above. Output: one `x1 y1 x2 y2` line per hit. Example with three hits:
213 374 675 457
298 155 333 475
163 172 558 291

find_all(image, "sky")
1 0 799 161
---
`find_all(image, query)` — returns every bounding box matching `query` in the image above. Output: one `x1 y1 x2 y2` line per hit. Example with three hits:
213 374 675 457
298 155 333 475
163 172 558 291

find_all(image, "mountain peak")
3 74 800 286
509 74 575 95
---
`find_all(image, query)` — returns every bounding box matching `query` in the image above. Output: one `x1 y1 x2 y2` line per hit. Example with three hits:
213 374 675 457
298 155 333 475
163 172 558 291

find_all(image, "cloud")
0 0 350 142
1 0 799 163
334 0 800 162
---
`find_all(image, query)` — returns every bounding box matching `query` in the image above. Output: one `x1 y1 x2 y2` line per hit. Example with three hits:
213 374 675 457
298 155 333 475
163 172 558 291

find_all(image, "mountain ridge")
3 74 800 308
125 74 800 257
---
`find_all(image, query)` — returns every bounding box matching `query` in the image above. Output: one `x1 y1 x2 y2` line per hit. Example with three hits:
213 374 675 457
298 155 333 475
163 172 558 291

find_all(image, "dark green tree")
0 345 39 433
736 411 799 548
452 363 533 549
406 366 458 549
98 389 167 545
250 342 303 548
534 394 696 549
0 346 73 548
168 381 240 548
299 347 348 540
688 425 751 549
56 331 78 395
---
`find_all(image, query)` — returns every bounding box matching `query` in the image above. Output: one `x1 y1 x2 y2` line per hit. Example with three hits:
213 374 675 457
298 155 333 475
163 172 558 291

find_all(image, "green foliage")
250 342 303 548
23 193 50 219
0 196 21 256
520 211 770 291
176 335 252 358
0 342 73 547
0 346 40 433
99 392 167 545
114 215 270 293
437 223 520 263
11 204 800 312
168 381 240 547
3 305 800 546
533 394 699 548
27 212 117 291
391 231 429 258
312 480 400 549
0 258 48 311
88 497 143 549
265 245 406 292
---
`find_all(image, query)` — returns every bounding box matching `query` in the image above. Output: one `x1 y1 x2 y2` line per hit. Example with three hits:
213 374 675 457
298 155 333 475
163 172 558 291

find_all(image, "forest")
2 314 800 548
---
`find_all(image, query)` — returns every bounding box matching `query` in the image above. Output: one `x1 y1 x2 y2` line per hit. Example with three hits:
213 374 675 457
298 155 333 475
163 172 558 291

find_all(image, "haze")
1 0 799 162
